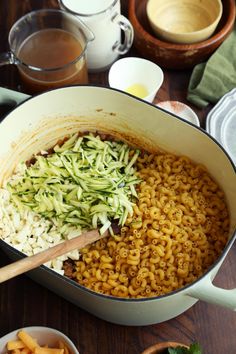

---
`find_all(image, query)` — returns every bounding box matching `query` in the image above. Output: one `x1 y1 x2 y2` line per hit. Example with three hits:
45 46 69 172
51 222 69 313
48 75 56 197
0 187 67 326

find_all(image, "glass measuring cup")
0 9 94 94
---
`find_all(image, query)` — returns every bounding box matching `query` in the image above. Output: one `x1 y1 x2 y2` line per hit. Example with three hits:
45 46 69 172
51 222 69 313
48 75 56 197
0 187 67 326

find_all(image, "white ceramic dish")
0 86 235 326
108 57 164 103
0 326 79 354
157 101 200 126
206 88 236 165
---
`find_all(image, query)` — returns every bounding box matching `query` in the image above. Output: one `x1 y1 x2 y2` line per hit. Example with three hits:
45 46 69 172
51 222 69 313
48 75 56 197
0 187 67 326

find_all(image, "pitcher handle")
186 274 236 311
112 14 134 55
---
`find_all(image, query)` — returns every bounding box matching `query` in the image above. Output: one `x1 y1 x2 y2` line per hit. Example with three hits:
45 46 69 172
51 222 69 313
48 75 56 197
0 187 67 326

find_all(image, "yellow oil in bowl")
125 83 148 99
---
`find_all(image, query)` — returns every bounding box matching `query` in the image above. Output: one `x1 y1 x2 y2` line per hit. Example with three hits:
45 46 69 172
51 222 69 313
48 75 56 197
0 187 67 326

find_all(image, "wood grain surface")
0 1 236 354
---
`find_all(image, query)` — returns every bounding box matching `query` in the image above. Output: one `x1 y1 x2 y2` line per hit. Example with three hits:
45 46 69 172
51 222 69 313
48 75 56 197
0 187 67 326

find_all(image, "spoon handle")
0 229 107 283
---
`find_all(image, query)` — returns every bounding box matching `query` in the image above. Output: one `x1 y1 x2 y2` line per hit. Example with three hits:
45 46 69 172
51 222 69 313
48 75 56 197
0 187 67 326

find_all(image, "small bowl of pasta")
0 327 79 354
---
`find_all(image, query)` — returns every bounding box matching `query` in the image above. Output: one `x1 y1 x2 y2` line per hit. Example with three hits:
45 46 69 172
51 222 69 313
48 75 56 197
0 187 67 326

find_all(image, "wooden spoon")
0 229 108 283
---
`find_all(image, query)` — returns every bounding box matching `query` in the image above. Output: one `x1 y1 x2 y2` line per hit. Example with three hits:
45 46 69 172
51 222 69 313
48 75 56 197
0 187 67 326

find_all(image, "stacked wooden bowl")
129 0 235 69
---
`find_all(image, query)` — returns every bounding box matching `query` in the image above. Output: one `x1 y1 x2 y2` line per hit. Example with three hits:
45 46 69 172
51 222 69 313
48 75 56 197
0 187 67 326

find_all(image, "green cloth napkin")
187 25 236 108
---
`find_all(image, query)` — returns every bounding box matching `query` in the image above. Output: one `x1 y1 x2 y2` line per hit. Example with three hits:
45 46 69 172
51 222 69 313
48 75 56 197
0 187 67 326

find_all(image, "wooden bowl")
141 341 189 354
146 0 223 44
129 0 235 69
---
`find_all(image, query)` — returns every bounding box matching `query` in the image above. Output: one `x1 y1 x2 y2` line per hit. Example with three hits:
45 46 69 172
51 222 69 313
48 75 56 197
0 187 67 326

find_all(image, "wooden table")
0 1 236 354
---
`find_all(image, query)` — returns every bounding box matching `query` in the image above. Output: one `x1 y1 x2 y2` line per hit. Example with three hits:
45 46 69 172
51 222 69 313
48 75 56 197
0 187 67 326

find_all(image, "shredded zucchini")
7 134 141 234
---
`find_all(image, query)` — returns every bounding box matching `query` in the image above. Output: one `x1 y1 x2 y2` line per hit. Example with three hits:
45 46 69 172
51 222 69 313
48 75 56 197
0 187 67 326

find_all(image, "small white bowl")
108 57 164 103
0 327 79 354
157 100 200 126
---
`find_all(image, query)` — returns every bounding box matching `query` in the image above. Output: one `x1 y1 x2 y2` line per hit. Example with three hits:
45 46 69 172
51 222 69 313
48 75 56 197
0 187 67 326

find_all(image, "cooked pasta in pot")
67 150 229 298
0 132 229 297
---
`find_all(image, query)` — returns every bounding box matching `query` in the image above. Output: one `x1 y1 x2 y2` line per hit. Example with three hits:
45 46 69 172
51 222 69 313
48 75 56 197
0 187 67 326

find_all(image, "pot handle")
0 86 30 104
186 275 236 310
0 87 30 119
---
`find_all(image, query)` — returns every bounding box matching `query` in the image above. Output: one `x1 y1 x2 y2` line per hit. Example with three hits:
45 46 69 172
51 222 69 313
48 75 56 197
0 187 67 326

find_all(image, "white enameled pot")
0 86 236 326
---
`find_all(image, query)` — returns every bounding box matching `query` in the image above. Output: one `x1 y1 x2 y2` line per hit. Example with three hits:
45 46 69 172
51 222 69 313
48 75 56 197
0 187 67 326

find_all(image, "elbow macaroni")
72 150 229 298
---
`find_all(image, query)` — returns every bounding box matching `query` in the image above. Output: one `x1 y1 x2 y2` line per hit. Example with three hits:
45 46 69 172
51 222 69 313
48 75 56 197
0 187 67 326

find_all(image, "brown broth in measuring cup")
17 28 88 94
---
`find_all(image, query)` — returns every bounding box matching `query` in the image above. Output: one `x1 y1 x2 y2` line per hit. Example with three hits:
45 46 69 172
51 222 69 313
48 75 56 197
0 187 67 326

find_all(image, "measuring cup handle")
0 51 15 67
112 14 134 55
